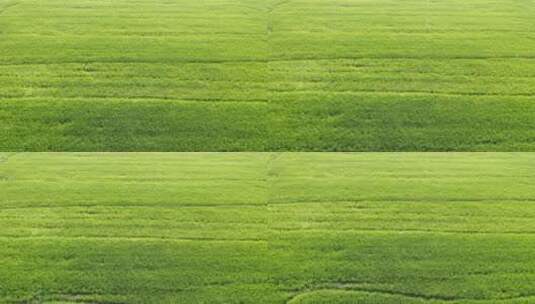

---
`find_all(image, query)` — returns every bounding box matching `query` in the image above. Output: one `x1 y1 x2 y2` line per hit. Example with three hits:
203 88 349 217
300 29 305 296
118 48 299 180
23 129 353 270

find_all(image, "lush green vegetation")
2 152 535 303
3 1 534 302
2 0 535 151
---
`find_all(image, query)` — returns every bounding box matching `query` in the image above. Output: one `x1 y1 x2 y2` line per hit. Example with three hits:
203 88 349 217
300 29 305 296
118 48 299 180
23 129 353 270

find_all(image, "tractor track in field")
3 55 535 67
3 91 535 102
270 227 535 236
285 284 535 303
268 198 535 205
286 284 535 304
307 285 447 303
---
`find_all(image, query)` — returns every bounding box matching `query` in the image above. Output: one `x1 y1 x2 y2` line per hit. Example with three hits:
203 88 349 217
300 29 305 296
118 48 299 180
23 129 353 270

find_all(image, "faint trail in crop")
267 0 291 13
0 152 19 165
266 152 283 180
425 0 432 33
0 0 19 16
267 0 292 34
266 152 283 204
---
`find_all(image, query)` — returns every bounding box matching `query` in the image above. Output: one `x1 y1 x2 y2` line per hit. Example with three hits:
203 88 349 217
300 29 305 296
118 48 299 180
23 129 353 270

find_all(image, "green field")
2 0 535 151
2 0 535 303
2 152 535 303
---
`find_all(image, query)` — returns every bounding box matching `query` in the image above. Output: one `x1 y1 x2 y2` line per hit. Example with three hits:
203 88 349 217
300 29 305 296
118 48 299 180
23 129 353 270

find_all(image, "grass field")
2 152 535 303
2 0 535 151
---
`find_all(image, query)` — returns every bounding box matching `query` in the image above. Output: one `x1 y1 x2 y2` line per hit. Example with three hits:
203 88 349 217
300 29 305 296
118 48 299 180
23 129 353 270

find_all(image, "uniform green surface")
2 0 535 151
2 152 535 303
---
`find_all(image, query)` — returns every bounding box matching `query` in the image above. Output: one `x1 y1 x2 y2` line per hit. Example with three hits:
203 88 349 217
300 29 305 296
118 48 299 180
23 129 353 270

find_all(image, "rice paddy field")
1 153 535 303
2 0 535 151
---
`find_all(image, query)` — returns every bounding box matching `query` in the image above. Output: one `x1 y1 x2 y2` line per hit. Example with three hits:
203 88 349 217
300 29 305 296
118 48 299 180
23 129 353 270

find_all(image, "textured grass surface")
2 153 535 303
2 0 535 151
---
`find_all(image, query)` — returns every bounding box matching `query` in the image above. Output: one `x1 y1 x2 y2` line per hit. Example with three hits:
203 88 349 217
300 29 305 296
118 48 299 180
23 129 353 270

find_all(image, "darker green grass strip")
2 95 535 151
0 99 268 151
268 94 535 151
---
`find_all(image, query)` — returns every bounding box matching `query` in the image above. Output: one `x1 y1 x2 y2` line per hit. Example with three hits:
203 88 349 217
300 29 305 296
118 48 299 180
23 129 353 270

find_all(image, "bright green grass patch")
2 152 535 303
2 0 535 151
